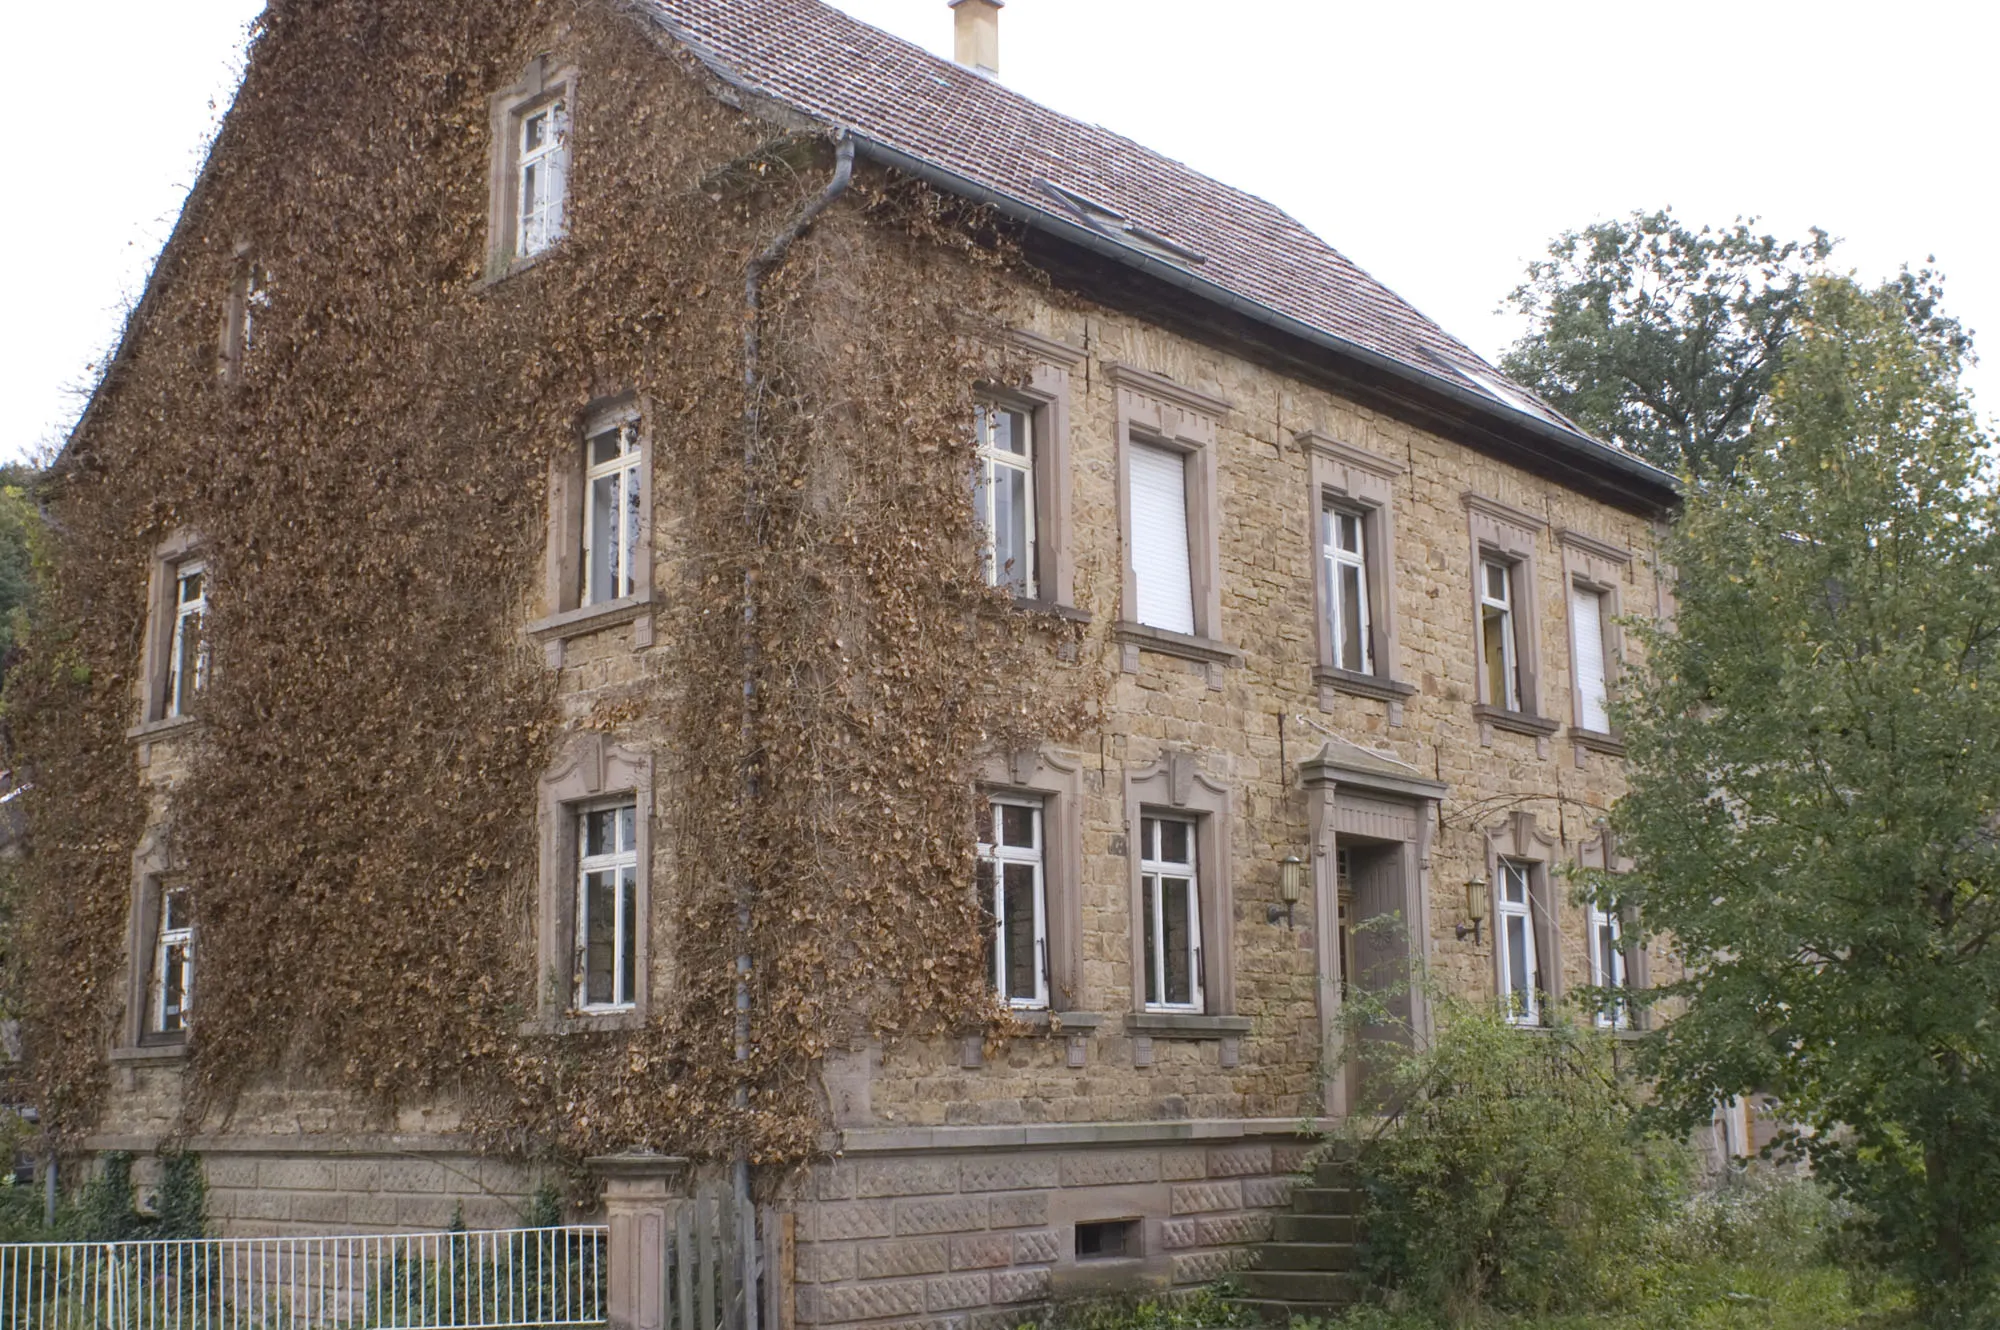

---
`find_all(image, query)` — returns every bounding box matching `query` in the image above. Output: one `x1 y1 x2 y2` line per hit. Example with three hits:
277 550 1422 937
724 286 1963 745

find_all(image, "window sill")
527 594 654 646
1011 597 1092 626
127 714 199 745
519 1010 647 1037
1112 622 1242 668
109 1041 189 1066
473 246 561 293
1124 1012 1252 1040
1312 666 1416 703
1008 1010 1105 1034
1570 727 1627 756
1473 704 1560 738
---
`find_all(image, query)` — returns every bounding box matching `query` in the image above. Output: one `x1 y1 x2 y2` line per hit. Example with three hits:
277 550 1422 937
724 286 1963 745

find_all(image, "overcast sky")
6 0 1994 465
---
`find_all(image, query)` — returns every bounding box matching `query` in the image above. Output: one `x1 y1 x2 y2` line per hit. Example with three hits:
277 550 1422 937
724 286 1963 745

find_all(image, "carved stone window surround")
1109 364 1236 687
1559 528 1635 763
532 395 655 668
977 331 1083 611
1123 750 1234 1029
1464 492 1550 753
1484 811 1563 1021
531 732 655 1031
978 745 1086 1013
134 529 207 734
1300 431 1410 722
115 827 190 1063
484 55 580 284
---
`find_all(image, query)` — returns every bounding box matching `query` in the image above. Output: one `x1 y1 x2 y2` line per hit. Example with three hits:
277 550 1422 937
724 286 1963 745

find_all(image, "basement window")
1075 1219 1140 1261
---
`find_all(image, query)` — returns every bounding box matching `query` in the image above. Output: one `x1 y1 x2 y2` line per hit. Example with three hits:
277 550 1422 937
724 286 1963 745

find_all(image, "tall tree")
1501 210 1834 481
1608 272 1999 1310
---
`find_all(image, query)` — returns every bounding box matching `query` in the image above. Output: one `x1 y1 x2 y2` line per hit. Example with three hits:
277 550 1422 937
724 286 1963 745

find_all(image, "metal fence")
0 1225 607 1329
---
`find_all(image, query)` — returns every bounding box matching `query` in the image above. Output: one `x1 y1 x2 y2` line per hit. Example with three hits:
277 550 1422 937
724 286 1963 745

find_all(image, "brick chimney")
950 0 1002 77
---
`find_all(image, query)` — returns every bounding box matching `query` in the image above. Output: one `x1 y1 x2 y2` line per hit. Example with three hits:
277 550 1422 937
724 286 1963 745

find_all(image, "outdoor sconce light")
1456 876 1488 944
1269 853 1306 929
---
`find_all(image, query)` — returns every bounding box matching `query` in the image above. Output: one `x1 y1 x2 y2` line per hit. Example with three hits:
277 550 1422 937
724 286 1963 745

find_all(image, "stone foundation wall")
788 1123 1312 1330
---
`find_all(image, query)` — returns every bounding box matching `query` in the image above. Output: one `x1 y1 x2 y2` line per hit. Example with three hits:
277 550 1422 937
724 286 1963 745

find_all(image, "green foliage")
1039 1286 1257 1330
1344 1003 1685 1322
78 1150 143 1241
0 464 39 668
1608 271 1999 1316
152 1150 208 1240
522 1180 564 1228
1501 211 1835 481
1306 1175 1906 1330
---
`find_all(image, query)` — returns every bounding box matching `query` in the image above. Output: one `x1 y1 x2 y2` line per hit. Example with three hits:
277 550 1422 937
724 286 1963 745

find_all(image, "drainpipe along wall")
735 132 855 1330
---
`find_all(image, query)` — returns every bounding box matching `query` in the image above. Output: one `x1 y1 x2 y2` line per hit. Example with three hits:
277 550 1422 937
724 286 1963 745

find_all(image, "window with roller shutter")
1127 441 1196 636
1570 584 1612 733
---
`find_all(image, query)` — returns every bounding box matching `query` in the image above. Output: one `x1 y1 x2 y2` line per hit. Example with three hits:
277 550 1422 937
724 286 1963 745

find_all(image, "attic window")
1037 181 1206 267
1459 367 1562 426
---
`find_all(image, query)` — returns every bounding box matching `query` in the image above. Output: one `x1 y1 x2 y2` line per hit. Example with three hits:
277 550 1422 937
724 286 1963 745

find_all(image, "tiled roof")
641 0 1666 488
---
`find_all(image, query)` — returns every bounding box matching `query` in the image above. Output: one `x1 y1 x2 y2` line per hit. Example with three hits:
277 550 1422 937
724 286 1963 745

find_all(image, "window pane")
1502 863 1528 904
161 943 189 1031
1002 863 1038 1000
1571 586 1611 732
623 468 643 598
590 428 624 468
524 110 547 152
1337 512 1361 554
995 408 1029 457
1157 818 1191 866
1142 875 1160 1005
584 870 617 1006
163 890 188 932
1506 915 1529 1004
617 803 636 853
179 569 204 604
1483 604 1512 707
1485 560 1509 604
993 463 1031 593
589 472 620 604
1161 876 1193 1006
584 808 617 858
1340 563 1366 671
999 803 1036 849
619 865 638 1006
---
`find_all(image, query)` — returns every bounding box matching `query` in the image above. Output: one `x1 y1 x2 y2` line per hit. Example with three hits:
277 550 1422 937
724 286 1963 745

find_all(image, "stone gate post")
589 1153 693 1330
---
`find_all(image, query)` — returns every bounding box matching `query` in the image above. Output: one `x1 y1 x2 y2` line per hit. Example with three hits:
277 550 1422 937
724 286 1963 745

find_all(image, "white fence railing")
0 1225 607 1329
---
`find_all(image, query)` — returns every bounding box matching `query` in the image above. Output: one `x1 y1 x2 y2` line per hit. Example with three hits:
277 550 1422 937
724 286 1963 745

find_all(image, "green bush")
1037 1285 1257 1330
1344 1002 1687 1323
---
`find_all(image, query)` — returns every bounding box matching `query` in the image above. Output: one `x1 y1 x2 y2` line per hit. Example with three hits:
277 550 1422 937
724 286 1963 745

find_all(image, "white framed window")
517 98 569 259
164 560 208 719
151 887 192 1037
1323 503 1373 674
1588 900 1629 1029
974 404 1038 598
1496 858 1541 1025
1479 558 1521 713
575 799 638 1012
978 795 1049 1009
1140 814 1203 1012
1569 583 1612 733
1129 441 1195 635
584 418 643 607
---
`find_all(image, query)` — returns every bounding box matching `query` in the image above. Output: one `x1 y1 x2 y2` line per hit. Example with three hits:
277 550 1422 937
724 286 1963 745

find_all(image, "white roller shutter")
1570 585 1610 732
1129 442 1196 635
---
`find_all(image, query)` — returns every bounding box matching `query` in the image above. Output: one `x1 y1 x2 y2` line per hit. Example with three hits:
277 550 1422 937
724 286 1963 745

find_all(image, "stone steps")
1231 1160 1369 1321
1273 1212 1358 1244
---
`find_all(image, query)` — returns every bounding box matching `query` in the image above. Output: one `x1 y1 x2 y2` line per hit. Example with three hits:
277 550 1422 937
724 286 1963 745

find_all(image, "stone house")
25 0 1678 1325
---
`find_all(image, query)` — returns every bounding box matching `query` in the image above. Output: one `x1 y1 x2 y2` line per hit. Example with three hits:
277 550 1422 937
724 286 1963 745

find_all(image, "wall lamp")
1456 876 1488 945
1268 853 1305 929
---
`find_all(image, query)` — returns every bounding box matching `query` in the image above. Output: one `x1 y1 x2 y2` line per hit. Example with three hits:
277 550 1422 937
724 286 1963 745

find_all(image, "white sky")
5 0 1995 465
